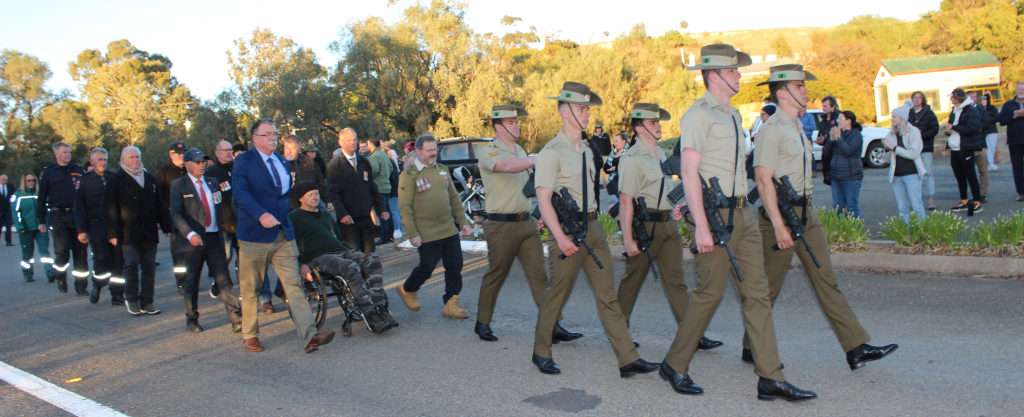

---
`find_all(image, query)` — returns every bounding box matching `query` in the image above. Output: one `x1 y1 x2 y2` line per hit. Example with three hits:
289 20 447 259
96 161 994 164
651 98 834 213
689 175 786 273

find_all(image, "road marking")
0 360 131 417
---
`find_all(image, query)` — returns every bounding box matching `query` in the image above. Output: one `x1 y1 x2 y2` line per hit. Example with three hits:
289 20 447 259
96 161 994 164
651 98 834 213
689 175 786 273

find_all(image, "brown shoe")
243 337 264 352
304 330 336 354
261 302 275 314
442 295 469 320
397 285 421 311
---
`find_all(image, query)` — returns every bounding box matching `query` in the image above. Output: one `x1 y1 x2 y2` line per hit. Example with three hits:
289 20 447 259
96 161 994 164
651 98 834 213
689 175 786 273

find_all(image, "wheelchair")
304 266 397 337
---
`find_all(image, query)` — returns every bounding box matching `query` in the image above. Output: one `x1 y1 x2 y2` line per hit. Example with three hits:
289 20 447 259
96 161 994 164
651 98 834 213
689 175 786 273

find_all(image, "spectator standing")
966 91 990 202
979 94 1000 171
997 80 1024 201
886 103 928 222
0 174 15 246
908 91 940 211
590 123 612 157
944 88 984 213
828 111 865 218
814 96 840 184
366 139 395 244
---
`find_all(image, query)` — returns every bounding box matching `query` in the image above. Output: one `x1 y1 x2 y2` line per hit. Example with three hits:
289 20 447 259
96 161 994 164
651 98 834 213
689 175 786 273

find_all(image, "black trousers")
48 211 89 290
123 244 157 306
1010 144 1024 196
179 232 241 323
377 208 394 242
340 217 376 254
951 150 981 201
0 210 12 245
88 222 124 299
170 236 188 288
403 234 462 303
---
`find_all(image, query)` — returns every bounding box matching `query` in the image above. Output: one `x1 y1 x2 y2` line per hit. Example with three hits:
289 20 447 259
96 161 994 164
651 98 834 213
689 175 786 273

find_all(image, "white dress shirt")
257 149 290 195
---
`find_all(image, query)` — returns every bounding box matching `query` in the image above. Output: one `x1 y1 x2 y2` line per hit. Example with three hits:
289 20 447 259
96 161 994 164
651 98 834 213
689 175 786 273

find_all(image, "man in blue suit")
233 119 335 354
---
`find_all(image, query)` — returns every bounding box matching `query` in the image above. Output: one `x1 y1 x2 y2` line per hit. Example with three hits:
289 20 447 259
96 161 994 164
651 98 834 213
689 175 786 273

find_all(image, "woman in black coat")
828 111 865 218
909 91 939 210
980 94 1000 171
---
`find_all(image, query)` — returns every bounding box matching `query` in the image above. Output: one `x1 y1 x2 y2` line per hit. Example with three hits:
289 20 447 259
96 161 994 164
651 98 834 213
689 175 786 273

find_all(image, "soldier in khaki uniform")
531 81 658 378
396 133 473 319
473 104 583 343
615 103 721 351
751 64 898 371
660 44 817 401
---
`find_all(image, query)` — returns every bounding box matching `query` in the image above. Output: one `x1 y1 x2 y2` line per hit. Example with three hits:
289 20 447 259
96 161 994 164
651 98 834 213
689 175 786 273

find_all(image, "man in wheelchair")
289 182 398 334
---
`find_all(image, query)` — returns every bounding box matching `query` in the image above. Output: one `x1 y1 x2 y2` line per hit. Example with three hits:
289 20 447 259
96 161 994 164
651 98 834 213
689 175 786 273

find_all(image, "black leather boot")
474 321 497 342
531 354 560 375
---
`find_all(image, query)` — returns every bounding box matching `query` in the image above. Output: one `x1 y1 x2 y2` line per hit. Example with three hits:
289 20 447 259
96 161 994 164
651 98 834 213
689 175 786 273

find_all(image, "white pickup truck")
805 109 891 169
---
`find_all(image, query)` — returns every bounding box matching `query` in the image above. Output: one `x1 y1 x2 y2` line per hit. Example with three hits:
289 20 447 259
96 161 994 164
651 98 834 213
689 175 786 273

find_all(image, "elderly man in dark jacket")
169 148 242 334
282 135 325 209
204 140 237 298
326 127 386 253
998 80 1024 201
108 146 170 316
909 91 939 210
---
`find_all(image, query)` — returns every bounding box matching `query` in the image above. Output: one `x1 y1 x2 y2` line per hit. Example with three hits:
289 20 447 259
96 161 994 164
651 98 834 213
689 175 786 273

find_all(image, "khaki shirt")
535 131 598 212
753 110 813 195
679 93 747 197
397 159 466 243
618 141 675 210
475 141 532 214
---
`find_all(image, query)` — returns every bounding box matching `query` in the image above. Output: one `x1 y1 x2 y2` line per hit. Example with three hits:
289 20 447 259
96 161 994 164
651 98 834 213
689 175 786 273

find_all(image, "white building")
874 51 1001 121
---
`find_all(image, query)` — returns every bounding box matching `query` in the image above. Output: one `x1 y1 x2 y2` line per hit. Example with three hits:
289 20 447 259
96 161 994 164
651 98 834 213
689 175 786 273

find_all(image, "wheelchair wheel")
306 270 330 330
329 279 363 337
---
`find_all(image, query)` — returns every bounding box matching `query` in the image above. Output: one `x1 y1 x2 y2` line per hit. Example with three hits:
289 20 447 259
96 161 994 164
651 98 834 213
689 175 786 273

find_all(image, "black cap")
294 181 319 200
183 148 209 163
169 142 186 154
232 143 247 153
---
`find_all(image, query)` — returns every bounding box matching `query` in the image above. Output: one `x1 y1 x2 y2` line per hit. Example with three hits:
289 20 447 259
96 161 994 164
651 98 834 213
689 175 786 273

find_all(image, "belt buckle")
735 197 746 208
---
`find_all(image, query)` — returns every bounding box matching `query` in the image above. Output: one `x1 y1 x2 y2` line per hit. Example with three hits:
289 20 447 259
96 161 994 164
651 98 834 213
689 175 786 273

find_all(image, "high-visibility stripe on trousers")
20 261 32 269
40 257 54 264
93 272 112 281
71 270 90 279
109 277 126 285
173 267 187 274
53 263 70 272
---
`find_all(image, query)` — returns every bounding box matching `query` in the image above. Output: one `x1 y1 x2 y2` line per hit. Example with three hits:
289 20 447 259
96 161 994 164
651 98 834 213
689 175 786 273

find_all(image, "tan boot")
397 286 421 311
442 295 469 319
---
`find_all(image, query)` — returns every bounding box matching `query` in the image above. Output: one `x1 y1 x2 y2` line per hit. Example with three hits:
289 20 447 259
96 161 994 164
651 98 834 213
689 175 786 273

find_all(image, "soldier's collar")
413 157 432 171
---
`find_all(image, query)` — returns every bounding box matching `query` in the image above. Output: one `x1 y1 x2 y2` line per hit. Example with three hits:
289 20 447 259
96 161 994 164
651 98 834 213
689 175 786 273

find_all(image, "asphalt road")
2 237 1022 417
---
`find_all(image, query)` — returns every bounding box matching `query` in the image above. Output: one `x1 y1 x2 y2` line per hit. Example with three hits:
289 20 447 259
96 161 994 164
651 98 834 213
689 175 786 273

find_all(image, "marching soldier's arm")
617 156 638 250
491 156 533 173
397 171 419 239
752 125 792 248
680 110 710 236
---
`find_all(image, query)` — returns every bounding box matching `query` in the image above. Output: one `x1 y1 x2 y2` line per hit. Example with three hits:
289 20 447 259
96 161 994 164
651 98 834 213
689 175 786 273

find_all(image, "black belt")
645 210 672 222
48 207 73 213
723 196 747 209
485 212 532 222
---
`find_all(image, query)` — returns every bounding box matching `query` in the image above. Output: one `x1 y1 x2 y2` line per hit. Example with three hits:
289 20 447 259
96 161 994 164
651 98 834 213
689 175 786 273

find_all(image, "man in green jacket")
367 138 395 244
396 133 472 319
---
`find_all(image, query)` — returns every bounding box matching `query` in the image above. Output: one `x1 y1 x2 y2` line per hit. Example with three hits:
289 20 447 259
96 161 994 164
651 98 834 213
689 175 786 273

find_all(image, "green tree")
70 40 194 145
773 35 794 58
227 29 338 142
921 0 1024 91
0 50 53 143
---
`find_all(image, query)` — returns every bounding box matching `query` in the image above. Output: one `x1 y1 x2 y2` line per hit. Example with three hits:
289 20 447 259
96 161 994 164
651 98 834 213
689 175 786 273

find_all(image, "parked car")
436 137 493 233
805 109 891 169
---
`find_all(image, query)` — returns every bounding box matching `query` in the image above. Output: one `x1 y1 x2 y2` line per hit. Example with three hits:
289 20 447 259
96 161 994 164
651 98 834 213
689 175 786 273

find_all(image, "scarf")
120 163 146 187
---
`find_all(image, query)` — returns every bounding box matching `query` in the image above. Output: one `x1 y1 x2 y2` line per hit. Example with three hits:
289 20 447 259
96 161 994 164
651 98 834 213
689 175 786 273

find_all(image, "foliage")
817 209 868 246
598 212 619 240
967 212 1024 249
880 211 966 247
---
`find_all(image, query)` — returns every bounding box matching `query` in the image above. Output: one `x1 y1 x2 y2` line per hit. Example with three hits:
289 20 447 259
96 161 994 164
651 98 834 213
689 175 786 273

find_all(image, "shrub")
880 211 966 247
598 213 619 240
817 208 868 246
968 212 1024 249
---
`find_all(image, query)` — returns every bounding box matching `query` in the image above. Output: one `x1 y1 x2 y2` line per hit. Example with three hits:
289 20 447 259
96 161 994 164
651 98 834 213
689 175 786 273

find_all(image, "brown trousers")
534 221 639 367
743 206 870 353
617 218 689 324
476 219 548 325
664 206 785 381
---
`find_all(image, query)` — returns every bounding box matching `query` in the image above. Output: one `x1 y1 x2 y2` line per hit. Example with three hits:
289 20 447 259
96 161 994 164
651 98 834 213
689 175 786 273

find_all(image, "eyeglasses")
254 132 279 139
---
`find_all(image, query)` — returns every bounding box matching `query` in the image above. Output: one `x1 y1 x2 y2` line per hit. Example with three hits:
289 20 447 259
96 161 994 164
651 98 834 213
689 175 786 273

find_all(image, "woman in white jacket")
885 102 928 222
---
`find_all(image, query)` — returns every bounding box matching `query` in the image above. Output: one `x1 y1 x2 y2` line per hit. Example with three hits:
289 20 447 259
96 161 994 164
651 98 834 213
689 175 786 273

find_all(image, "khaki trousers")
743 206 869 352
533 222 639 367
477 219 548 325
238 232 316 345
975 150 989 197
664 206 785 381
617 219 689 324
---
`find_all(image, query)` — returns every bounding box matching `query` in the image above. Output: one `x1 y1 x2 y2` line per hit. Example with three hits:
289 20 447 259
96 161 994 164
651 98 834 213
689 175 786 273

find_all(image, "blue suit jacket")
232 149 295 243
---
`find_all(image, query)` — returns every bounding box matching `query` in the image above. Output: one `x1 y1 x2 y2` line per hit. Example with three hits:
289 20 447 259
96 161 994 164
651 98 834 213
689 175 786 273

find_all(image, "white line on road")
0 360 130 417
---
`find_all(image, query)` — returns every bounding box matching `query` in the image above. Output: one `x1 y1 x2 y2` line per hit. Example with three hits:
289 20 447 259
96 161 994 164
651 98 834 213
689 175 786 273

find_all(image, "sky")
1 0 942 101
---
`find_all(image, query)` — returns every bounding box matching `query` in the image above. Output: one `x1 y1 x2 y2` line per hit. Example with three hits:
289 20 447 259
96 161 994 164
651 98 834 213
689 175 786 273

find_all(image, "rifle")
688 176 743 281
621 196 662 281
769 175 821 268
551 188 604 269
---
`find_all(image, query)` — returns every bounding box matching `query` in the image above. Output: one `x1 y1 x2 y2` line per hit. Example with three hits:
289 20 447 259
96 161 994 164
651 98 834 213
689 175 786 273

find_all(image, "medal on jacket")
220 181 231 192
213 191 222 204
416 177 431 192
363 171 369 182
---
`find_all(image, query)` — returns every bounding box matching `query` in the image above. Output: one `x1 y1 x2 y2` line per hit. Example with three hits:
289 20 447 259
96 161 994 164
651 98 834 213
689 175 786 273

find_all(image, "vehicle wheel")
864 140 890 169
306 271 329 330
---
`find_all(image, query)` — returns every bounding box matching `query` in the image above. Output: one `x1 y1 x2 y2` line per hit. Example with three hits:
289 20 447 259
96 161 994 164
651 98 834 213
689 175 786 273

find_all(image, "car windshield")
439 142 471 161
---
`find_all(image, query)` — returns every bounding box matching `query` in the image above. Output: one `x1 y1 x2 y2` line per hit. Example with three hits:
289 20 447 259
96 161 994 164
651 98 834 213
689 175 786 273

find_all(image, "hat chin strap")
496 121 520 141
568 105 587 139
713 70 739 95
783 84 808 110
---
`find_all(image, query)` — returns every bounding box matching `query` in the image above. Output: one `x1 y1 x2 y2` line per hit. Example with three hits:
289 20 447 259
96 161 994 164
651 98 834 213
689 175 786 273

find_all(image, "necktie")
348 157 356 169
266 157 283 194
196 180 211 227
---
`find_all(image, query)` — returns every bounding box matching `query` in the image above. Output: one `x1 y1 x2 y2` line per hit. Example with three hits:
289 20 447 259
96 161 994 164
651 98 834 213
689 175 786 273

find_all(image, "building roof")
881 51 1000 75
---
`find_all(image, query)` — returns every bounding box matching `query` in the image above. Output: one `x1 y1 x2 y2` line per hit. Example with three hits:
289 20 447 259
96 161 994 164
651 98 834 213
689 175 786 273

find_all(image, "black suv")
436 137 493 179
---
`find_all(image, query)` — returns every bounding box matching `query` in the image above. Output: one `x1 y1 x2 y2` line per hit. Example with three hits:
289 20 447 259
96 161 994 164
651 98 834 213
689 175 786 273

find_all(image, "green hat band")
491 109 520 119
631 109 661 119
558 90 593 104
769 70 807 82
700 55 738 67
